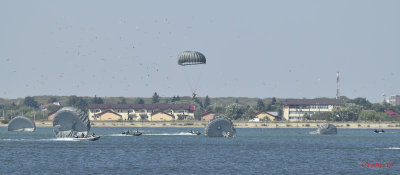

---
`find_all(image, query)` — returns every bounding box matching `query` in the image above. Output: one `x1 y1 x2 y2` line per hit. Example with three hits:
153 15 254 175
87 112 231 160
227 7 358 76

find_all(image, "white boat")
188 130 201 135
122 130 142 136
72 136 101 141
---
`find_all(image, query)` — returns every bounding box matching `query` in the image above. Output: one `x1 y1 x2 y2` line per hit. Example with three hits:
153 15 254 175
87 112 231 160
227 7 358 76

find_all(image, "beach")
2 121 399 129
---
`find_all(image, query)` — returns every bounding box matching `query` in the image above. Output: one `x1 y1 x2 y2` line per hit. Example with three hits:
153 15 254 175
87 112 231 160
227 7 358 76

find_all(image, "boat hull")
73 136 101 141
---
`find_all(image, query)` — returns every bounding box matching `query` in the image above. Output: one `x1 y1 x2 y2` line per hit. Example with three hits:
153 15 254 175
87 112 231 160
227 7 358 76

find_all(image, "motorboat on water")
73 136 101 141
188 130 201 135
374 129 385 134
122 130 142 136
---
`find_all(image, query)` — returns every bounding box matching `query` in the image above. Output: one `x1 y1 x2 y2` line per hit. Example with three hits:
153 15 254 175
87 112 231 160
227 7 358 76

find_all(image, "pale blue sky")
0 0 399 102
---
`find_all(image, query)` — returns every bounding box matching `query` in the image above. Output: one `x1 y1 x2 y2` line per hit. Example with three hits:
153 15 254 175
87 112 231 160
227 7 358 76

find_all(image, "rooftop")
282 98 342 105
88 104 192 110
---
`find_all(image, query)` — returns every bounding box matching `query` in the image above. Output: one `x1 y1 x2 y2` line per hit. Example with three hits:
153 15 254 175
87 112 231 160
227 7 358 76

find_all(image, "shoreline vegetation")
1 121 400 129
2 95 400 126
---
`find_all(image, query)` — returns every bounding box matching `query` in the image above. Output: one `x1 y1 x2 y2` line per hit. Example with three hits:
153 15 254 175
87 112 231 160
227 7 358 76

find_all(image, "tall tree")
225 103 246 120
243 106 256 120
66 96 88 111
204 95 211 108
118 97 127 104
256 99 265 110
171 96 178 102
23 96 39 109
135 98 145 104
271 97 277 105
152 92 160 104
194 98 203 108
47 97 58 103
348 97 372 109
91 95 104 104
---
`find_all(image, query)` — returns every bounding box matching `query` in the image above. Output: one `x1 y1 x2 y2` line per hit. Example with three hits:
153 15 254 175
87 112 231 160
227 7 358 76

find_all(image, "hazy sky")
1 0 399 102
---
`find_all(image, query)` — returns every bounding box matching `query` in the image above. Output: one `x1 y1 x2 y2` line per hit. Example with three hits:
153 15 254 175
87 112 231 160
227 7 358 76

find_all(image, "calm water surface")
0 127 399 174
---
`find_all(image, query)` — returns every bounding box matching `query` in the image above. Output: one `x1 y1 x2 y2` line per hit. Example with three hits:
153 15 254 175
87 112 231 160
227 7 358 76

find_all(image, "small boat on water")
122 130 142 136
374 129 385 134
73 136 101 141
188 130 201 135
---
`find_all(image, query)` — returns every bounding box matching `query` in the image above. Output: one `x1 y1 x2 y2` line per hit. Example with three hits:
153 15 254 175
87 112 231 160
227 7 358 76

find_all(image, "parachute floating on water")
53 107 90 138
310 123 337 135
8 116 36 132
205 116 236 137
177 51 206 66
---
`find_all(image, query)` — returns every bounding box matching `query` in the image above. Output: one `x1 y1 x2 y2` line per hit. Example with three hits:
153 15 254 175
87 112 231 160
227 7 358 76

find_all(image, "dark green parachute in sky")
177 51 206 66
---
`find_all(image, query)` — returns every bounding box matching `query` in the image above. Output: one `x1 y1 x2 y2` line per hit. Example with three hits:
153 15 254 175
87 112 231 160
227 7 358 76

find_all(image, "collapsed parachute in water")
53 107 90 138
205 116 236 137
310 123 337 135
8 116 36 132
177 51 206 66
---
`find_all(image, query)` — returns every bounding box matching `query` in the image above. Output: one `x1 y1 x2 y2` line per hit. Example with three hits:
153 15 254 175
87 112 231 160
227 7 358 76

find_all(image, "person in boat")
126 130 130 134
92 133 96 137
136 129 139 133
81 133 85 138
374 129 378 133
189 129 193 133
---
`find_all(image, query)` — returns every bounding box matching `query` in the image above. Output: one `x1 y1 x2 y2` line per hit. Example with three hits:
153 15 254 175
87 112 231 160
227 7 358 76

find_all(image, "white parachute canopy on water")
8 116 36 132
53 107 90 138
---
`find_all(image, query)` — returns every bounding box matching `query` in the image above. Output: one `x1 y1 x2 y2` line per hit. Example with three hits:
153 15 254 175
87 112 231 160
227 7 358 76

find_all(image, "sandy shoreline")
2 121 400 129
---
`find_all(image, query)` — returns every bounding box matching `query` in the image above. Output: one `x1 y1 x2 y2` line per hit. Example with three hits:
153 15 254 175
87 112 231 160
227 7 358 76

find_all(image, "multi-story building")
88 104 195 121
282 99 342 121
389 95 400 106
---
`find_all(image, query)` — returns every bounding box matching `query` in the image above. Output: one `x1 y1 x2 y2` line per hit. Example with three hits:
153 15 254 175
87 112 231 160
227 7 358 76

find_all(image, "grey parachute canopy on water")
53 107 90 138
205 116 236 137
8 116 36 132
177 51 206 66
310 123 337 135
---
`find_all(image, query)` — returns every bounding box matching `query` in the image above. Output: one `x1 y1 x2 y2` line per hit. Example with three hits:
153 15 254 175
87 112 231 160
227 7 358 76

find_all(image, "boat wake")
106 134 133 137
0 138 34 142
49 138 80 142
144 132 196 136
384 147 400 150
0 138 80 142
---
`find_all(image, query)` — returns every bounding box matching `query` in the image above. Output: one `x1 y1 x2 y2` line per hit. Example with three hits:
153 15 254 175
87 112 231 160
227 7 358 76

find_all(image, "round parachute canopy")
53 107 90 138
8 116 36 132
317 123 337 135
205 116 236 137
177 51 206 66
